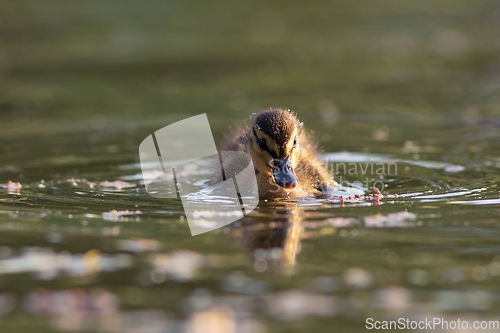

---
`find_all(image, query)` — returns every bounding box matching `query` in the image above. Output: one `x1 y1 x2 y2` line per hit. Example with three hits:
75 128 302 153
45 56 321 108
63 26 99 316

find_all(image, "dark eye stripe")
253 128 277 159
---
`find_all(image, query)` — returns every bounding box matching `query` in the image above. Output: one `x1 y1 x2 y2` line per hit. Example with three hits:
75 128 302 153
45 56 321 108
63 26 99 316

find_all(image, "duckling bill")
221 108 334 198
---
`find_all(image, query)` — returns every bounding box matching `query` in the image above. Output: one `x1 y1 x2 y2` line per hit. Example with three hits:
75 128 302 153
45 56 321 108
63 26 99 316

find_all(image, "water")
1 0 500 332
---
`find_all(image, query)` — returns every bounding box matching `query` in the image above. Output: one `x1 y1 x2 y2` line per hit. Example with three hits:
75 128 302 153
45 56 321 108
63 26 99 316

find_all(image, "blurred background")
1 0 499 142
1 1 500 332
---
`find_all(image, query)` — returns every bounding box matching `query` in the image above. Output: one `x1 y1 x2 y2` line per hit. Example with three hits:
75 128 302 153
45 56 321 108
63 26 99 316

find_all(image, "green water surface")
1 1 500 332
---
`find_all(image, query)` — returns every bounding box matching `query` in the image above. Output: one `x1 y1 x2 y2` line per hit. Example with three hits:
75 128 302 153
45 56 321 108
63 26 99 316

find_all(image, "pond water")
1 1 500 332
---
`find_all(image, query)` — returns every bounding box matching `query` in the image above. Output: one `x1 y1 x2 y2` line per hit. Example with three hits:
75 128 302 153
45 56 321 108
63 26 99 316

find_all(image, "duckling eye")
293 138 298 147
258 138 268 151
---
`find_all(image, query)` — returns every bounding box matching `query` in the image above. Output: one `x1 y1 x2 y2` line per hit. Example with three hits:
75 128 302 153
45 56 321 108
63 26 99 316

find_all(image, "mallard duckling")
221 108 333 198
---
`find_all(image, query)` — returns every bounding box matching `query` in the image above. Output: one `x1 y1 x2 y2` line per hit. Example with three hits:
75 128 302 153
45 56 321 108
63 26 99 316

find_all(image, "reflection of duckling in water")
236 204 303 273
221 108 333 198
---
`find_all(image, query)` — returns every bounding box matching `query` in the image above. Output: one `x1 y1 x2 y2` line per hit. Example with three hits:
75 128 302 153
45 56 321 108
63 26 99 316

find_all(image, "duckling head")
249 109 301 191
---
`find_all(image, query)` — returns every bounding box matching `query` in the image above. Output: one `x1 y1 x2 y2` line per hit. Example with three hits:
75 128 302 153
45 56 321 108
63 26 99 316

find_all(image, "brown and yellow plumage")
220 108 333 198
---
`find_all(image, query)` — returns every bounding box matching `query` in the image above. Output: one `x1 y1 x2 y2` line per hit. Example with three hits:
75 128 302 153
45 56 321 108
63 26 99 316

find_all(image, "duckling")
220 108 334 198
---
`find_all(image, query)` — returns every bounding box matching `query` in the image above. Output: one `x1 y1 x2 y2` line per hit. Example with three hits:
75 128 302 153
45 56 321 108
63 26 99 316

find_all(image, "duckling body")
220 108 333 198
